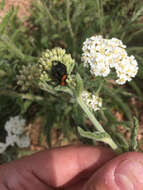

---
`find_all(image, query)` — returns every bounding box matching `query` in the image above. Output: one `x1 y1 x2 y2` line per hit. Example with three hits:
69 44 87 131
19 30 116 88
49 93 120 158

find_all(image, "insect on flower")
51 61 67 86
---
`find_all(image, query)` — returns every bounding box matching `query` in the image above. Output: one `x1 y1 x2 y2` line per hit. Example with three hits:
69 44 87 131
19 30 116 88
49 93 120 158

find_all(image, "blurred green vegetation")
0 0 143 161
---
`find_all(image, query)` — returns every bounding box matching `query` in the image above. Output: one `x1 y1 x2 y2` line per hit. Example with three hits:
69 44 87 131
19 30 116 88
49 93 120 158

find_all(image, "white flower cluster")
82 35 138 84
0 116 30 154
81 91 102 111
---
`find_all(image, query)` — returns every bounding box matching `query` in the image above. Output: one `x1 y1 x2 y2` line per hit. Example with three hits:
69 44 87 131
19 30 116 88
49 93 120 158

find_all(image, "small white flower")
81 35 138 85
6 135 18 146
81 91 102 111
16 135 30 148
0 115 31 153
109 38 126 48
5 116 26 135
116 74 130 85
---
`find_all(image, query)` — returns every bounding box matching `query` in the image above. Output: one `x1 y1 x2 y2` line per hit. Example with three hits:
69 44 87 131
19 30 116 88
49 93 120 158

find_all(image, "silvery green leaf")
129 117 139 151
39 81 57 95
76 73 84 97
54 85 73 96
78 127 110 143
110 130 129 151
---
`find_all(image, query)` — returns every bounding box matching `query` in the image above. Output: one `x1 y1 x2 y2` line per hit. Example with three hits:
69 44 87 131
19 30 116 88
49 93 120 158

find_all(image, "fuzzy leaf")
129 117 139 151
78 127 110 143
54 85 73 96
20 100 32 115
75 73 84 97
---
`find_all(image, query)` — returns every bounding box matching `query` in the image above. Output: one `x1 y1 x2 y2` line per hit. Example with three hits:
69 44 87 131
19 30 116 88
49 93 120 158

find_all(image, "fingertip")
83 151 143 190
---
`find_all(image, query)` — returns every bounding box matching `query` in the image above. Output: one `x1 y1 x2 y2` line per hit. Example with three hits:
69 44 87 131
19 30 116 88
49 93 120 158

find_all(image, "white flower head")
5 116 26 135
81 91 102 111
6 135 18 146
16 135 30 148
82 35 138 85
0 115 30 154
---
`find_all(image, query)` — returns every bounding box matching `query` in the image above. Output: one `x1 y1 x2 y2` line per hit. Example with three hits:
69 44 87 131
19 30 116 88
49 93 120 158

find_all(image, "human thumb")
83 152 143 190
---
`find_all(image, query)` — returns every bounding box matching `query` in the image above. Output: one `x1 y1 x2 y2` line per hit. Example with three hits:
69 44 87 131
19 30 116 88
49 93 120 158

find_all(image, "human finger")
0 145 115 189
83 151 143 190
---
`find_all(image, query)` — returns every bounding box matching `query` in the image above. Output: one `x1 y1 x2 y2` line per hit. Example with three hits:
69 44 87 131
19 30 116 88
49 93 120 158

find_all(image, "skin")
0 145 143 190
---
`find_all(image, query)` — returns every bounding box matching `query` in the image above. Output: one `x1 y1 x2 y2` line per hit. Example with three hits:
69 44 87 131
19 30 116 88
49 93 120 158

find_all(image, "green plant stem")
95 79 104 95
46 4 57 25
77 97 105 132
66 0 75 41
97 0 105 34
77 96 120 153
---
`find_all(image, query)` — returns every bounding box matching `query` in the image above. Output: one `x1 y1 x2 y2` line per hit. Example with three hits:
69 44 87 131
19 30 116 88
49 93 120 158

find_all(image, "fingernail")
115 159 143 190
